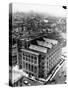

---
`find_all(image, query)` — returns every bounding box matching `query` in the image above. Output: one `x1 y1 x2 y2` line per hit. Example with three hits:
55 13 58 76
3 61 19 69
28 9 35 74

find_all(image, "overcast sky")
13 3 66 17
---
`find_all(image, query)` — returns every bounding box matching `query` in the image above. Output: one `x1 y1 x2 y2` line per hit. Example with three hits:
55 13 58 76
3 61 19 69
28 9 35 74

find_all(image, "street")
46 60 66 84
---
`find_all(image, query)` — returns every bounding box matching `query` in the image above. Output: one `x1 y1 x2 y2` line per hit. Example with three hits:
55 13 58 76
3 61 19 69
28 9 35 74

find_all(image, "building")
9 44 17 66
17 35 62 79
9 65 28 87
12 44 17 66
9 71 23 87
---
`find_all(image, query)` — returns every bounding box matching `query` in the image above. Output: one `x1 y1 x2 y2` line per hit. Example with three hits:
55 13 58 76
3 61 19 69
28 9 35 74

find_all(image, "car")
50 79 56 84
39 78 46 82
64 81 66 84
30 76 37 81
58 73 62 78
64 74 66 77
23 80 30 86
62 71 64 74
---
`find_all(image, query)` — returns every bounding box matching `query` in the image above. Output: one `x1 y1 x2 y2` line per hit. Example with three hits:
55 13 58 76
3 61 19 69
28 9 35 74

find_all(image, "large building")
17 35 62 79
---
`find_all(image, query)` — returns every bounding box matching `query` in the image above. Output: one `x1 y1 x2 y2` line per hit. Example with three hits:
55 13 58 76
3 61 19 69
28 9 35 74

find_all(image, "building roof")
43 37 58 45
21 48 39 55
37 40 52 49
29 44 47 53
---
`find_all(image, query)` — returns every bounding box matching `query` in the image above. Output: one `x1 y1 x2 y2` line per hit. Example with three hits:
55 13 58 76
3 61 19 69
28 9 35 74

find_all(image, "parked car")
39 78 46 82
23 80 30 86
30 76 37 81
58 73 62 78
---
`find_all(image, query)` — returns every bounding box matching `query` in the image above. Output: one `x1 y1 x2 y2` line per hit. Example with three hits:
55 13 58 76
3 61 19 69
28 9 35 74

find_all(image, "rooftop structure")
37 40 52 49
29 44 47 53
43 37 58 45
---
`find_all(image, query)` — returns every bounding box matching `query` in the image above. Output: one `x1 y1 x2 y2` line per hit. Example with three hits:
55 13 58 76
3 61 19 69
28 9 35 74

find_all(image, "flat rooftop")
21 48 39 55
29 44 47 54
43 37 58 45
37 40 52 49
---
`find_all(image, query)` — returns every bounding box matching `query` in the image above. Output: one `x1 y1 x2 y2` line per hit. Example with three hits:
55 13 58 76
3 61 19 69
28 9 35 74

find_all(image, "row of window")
48 48 61 62
47 52 61 72
23 61 38 74
22 52 37 60
47 45 61 59
23 56 37 64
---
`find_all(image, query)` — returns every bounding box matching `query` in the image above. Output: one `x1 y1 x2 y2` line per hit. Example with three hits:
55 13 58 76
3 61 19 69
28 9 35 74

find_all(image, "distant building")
10 44 17 66
17 35 62 79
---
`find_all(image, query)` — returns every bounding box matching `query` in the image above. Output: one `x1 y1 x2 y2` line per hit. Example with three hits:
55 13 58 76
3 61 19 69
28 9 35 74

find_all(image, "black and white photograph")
9 3 67 87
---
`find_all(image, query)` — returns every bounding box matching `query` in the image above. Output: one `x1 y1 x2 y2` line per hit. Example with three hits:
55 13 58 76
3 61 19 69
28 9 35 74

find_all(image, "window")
23 56 25 60
26 63 28 70
34 66 37 73
32 74 33 76
27 54 29 58
31 59 33 63
23 61 25 68
29 64 30 71
26 57 28 61
34 60 37 64
19 59 22 64
23 52 25 56
30 65 32 71
34 56 37 60
31 55 33 59
19 64 22 69
31 65 33 72
28 55 30 58
18 53 22 61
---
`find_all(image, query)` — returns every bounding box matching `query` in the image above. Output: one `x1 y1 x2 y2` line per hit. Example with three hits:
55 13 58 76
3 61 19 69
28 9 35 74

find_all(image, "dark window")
23 52 25 56
34 66 37 73
31 55 33 59
23 53 24 56
34 56 37 60
29 64 30 71
30 65 32 71
19 59 22 64
32 74 33 76
19 64 22 69
23 61 25 68
23 56 25 60
34 60 37 64
31 65 33 72
26 57 28 61
26 63 28 70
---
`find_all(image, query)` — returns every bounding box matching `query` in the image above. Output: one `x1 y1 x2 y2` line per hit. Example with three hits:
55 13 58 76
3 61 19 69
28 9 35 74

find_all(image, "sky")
13 3 66 17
